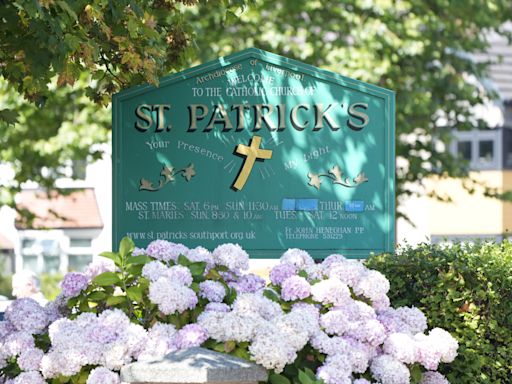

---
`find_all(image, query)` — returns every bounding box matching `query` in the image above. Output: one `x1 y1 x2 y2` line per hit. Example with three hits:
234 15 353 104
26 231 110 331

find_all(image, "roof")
16 188 103 230
0 233 14 250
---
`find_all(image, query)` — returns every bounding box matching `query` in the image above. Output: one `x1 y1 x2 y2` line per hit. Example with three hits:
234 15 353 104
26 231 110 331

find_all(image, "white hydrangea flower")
148 277 198 314
280 248 314 270
383 332 418 364
311 277 351 306
370 354 410 384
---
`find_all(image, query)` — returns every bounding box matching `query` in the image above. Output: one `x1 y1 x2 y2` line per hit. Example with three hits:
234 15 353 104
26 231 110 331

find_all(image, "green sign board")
113 49 395 258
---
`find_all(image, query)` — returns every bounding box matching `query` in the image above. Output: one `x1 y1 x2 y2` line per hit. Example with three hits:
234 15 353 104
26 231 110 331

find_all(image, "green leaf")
233 346 250 360
263 289 280 302
127 255 150 265
0 109 19 125
119 237 135 258
191 281 200 293
178 254 191 266
100 251 121 266
57 1 78 21
126 264 144 277
410 364 422 383
298 270 308 279
269 373 291 384
298 370 314 384
88 291 107 301
205 269 221 280
106 295 126 306
99 251 118 261
303 368 316 381
225 287 237 305
224 10 238 26
126 286 143 302
189 262 207 277
93 271 121 286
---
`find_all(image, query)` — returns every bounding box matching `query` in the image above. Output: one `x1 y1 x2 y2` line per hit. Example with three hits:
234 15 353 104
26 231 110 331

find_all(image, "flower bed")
0 238 458 384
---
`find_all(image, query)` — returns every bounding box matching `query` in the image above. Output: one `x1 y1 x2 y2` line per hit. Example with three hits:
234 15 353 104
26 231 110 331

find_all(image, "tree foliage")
189 0 512 216
1 0 511 219
0 0 242 217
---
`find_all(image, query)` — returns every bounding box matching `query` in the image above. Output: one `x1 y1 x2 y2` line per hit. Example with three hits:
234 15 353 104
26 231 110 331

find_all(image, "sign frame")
112 48 395 258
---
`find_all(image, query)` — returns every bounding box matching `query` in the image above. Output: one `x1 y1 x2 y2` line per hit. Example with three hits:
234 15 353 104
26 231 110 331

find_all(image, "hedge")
366 241 512 384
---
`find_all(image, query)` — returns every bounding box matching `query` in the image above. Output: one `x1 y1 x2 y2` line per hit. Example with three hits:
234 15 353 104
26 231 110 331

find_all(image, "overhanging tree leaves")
189 0 512 218
1 0 511 221
0 0 243 220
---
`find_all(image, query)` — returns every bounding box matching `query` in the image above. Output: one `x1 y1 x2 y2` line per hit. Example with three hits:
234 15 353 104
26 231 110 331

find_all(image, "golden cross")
232 135 273 191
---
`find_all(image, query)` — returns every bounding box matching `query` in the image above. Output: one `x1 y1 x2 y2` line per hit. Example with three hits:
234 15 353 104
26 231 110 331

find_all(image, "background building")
398 28 512 244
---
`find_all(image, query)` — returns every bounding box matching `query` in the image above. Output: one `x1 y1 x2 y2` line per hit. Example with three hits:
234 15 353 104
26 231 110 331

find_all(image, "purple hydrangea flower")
5 298 49 334
168 265 193 286
321 254 347 269
172 324 208 350
420 371 450 384
229 274 266 293
4 331 35 356
187 246 214 268
269 263 297 285
281 276 311 301
212 243 249 271
61 272 89 298
149 277 198 314
204 302 231 313
17 347 44 371
146 240 189 263
199 280 226 302
142 260 169 282
11 371 46 384
0 319 16 339
85 260 114 280
132 247 146 256
86 367 121 384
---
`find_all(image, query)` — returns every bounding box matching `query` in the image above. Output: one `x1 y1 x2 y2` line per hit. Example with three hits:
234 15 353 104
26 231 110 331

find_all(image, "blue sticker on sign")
296 199 318 211
282 199 296 211
344 201 365 212
282 199 319 211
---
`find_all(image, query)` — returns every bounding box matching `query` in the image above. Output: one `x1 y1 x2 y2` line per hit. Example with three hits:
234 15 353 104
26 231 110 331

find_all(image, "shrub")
40 273 63 301
0 238 459 384
366 241 512 384
0 274 13 299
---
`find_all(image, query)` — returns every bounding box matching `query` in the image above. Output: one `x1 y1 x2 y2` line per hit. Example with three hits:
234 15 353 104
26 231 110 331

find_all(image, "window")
457 141 472 161
478 140 494 164
43 255 60 274
40 239 59 256
68 254 93 272
22 255 38 273
69 238 92 247
21 238 36 249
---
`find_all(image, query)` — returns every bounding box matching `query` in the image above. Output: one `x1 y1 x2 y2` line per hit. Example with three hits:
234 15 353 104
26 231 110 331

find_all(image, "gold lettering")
253 104 276 131
188 104 208 132
134 104 153 132
153 104 171 132
290 104 310 131
206 104 233 132
314 103 339 131
348 103 369 131
231 104 250 131
276 104 286 131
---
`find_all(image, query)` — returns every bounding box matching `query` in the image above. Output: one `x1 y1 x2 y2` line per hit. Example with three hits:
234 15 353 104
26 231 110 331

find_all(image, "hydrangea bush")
0 238 458 384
